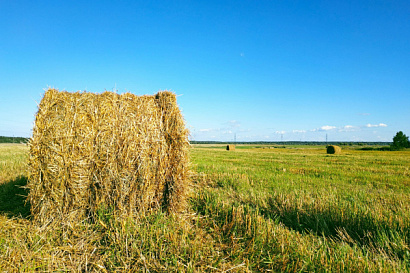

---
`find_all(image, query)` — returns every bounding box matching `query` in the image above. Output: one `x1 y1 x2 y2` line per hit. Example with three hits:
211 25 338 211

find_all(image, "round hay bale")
28 88 190 226
226 144 235 151
327 145 342 154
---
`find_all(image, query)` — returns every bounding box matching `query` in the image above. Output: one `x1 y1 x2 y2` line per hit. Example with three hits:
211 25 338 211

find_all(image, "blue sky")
1 0 409 141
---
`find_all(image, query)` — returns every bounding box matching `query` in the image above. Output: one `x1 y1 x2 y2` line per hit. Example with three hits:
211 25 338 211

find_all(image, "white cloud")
275 130 286 134
339 125 359 132
293 130 306 133
199 128 212 132
318 125 336 131
366 123 388 128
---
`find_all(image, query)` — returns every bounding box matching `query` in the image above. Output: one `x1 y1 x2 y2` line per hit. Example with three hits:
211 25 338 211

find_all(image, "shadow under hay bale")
28 88 189 226
226 144 235 151
0 176 30 218
327 145 342 154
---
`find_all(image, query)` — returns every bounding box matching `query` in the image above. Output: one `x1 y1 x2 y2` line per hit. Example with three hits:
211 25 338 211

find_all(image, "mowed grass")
0 143 409 271
191 145 410 272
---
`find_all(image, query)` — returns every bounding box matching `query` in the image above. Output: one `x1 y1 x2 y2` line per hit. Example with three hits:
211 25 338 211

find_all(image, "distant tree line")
191 132 410 151
0 136 29 143
190 140 392 146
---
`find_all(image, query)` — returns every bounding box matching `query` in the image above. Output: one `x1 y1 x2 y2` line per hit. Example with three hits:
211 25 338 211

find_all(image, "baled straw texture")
327 145 342 154
28 89 189 226
226 145 235 151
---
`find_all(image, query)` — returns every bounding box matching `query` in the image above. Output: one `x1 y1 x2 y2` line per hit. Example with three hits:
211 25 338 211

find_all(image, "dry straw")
28 88 189 226
226 145 235 151
327 145 342 154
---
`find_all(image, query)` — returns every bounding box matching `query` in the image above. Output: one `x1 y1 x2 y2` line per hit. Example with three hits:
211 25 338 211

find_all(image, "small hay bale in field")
327 145 342 154
226 144 235 151
28 88 189 226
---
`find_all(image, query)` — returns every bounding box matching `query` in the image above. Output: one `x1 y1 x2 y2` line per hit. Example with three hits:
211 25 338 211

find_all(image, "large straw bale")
28 88 189 226
327 145 342 154
226 144 235 151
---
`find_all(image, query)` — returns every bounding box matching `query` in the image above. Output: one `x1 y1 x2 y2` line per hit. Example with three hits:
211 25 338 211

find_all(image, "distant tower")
326 133 328 144
234 133 237 143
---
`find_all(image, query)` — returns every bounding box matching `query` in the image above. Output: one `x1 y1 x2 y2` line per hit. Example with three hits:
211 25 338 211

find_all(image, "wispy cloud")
193 121 389 141
227 120 241 128
365 123 387 128
339 125 359 132
191 120 244 141
311 125 336 132
321 125 337 131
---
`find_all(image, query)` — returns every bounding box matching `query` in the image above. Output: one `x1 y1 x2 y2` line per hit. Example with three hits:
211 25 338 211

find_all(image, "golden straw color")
226 145 235 151
28 88 190 227
327 145 342 154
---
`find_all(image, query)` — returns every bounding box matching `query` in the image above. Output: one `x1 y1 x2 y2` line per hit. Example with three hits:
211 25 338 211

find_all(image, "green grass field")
0 143 409 272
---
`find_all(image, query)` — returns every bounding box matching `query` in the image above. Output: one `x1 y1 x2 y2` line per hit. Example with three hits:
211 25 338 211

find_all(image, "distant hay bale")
226 144 235 151
327 145 342 154
28 88 189 226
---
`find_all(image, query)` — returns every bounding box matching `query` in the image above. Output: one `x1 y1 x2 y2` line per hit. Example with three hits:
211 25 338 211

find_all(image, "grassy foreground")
0 143 409 272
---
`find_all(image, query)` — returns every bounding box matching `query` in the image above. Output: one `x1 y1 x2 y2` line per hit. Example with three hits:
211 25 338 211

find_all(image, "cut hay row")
28 89 189 226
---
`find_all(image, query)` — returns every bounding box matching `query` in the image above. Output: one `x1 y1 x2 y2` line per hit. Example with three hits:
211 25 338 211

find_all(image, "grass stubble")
0 143 409 271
